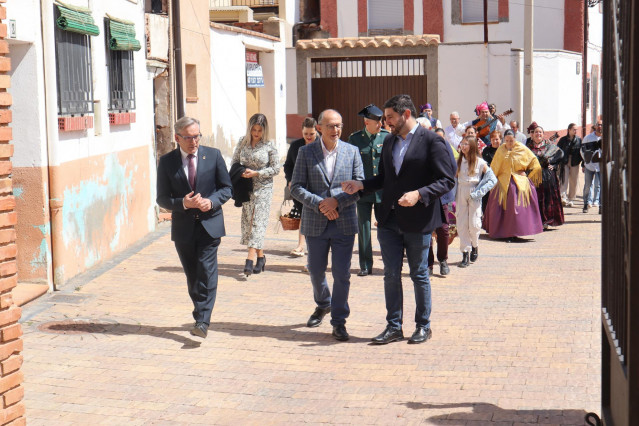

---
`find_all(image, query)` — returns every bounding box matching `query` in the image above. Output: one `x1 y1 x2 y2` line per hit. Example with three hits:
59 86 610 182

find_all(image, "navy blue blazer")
157 146 233 242
362 125 456 234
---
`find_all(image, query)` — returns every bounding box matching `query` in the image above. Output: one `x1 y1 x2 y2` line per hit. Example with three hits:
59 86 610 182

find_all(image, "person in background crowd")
526 125 565 229
557 123 582 208
347 104 389 277
460 102 505 147
463 126 485 153
232 113 281 276
581 120 603 214
291 109 364 342
483 130 543 241
419 103 442 129
509 120 528 143
525 121 538 146
481 130 502 213
427 128 457 276
445 111 464 151
284 117 320 257
455 135 497 267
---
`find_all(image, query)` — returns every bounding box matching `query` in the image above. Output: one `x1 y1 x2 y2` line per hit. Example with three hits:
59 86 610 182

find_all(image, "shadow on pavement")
212 321 371 346
401 402 595 425
155 266 183 273
41 321 203 349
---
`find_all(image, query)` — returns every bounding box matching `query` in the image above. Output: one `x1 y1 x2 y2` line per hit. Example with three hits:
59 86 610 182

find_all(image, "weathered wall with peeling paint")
8 0 158 287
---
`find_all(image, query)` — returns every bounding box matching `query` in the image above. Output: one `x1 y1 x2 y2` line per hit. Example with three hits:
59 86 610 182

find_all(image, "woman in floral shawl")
483 130 544 239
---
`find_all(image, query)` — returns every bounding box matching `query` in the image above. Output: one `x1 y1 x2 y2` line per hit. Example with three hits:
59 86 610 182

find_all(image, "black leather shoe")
408 327 432 344
243 259 254 277
357 269 369 277
253 256 266 274
332 325 349 341
470 247 478 262
371 326 404 344
458 252 469 268
439 260 450 276
190 322 208 338
306 307 330 328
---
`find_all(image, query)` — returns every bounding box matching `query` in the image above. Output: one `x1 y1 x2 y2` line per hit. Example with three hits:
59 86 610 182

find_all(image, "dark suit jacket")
157 146 233 242
362 125 456 234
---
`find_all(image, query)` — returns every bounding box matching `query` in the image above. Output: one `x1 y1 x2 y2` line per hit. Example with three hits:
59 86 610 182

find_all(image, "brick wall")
0 1 25 425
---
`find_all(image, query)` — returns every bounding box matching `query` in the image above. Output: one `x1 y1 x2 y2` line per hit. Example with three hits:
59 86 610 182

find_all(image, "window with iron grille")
105 19 136 111
54 9 95 115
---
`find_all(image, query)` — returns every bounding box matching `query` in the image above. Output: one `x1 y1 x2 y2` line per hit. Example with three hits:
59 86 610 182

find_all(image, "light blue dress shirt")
392 123 419 175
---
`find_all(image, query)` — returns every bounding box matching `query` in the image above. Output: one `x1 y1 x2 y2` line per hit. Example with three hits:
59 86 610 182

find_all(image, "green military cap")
357 104 383 121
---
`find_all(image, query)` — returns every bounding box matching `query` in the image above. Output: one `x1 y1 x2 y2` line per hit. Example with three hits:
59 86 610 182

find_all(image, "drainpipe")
581 2 588 137
40 0 62 289
172 0 184 119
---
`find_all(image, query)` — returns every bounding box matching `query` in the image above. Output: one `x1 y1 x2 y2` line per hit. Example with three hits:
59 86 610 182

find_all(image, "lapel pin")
203 155 206 160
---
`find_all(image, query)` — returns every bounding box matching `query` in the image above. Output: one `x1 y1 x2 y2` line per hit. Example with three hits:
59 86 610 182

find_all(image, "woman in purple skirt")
483 130 544 239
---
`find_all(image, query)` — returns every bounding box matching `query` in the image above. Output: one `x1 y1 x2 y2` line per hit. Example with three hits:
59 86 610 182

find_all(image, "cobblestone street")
19 174 602 425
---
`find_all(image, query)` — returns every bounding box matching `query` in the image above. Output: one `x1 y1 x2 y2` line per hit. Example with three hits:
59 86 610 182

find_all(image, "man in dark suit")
342 94 456 345
291 109 364 342
157 116 232 339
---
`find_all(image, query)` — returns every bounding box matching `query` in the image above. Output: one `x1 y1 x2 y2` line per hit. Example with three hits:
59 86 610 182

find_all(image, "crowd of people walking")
156 96 603 343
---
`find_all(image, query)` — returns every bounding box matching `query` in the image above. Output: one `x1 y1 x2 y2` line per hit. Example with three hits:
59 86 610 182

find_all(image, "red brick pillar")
0 1 25 425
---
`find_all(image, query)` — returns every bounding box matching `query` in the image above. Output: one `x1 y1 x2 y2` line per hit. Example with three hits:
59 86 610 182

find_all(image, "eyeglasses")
322 124 343 130
459 143 469 147
178 133 202 142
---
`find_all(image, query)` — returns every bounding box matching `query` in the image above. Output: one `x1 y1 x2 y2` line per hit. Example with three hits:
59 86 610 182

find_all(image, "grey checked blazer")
291 139 364 237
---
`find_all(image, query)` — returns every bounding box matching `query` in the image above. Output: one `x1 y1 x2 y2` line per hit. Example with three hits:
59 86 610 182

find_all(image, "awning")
107 15 142 51
55 2 99 36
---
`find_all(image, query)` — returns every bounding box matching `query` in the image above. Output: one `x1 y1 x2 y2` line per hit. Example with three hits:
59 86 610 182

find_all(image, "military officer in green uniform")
347 104 389 277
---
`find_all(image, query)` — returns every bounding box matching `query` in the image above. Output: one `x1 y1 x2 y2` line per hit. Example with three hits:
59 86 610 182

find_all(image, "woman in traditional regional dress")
480 130 502 213
232 113 280 276
483 130 544 240
526 125 565 228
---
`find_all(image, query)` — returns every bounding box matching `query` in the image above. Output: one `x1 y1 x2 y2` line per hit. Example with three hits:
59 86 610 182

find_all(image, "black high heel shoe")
253 256 266 274
243 259 254 277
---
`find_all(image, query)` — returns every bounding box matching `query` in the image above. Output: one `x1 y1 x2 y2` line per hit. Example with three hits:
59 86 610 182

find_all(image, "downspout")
40 0 62 289
172 0 184 119
581 2 588 137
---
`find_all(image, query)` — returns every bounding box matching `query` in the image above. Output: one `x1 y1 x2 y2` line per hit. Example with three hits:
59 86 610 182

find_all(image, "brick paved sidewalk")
20 174 601 425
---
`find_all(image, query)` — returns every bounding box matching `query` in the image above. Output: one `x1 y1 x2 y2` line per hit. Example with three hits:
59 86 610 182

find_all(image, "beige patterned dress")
232 139 280 249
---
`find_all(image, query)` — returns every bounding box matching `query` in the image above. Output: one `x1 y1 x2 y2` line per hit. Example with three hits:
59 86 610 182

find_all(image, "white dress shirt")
320 138 339 181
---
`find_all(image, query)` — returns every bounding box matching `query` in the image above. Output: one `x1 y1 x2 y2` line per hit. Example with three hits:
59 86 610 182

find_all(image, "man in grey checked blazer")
291 109 364 342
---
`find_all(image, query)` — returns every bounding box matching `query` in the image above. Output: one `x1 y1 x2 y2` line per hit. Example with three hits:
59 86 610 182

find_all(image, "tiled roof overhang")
296 35 440 50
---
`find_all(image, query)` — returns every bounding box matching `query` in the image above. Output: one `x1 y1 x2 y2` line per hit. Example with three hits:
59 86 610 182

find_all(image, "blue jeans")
583 169 601 207
306 221 355 326
377 211 432 330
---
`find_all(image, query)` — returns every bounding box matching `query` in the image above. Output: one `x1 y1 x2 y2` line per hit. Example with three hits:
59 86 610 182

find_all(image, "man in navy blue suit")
342 95 456 345
157 117 232 338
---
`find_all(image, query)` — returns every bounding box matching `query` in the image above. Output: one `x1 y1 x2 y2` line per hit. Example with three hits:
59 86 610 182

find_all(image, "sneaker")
567 201 574 207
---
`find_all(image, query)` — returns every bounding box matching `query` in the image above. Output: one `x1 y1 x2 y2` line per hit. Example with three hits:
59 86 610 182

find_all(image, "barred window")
105 19 136 111
54 9 94 115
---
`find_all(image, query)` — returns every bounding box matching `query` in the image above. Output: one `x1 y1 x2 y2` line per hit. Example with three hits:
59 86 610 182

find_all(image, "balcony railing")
210 0 278 8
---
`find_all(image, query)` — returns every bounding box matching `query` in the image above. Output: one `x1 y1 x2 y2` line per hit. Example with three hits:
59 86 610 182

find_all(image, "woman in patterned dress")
232 114 280 276
526 125 565 228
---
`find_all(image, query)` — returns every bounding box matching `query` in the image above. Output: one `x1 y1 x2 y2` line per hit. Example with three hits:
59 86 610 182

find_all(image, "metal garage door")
311 55 428 136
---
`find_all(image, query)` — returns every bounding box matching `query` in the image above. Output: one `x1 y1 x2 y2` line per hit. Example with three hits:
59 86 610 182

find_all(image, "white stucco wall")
443 0 565 50
6 0 48 169
337 0 358 38
413 0 423 35
285 47 298 114
531 50 583 131
437 42 514 126
29 0 156 167
210 28 287 162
